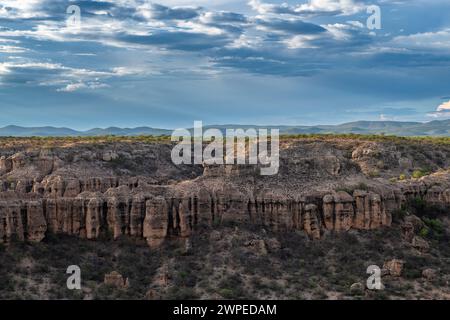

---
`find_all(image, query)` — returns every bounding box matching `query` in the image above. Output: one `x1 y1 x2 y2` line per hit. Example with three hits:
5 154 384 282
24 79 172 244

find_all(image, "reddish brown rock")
353 190 371 229
104 271 129 288
304 204 321 239
143 197 169 248
333 191 354 231
86 197 102 239
383 259 404 277
26 200 47 242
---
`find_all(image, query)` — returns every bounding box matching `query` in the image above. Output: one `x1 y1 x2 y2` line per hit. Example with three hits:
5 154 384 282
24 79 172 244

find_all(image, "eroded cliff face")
1 138 450 246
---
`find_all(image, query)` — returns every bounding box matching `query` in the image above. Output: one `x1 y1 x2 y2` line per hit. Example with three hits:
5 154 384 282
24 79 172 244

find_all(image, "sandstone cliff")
1 137 449 246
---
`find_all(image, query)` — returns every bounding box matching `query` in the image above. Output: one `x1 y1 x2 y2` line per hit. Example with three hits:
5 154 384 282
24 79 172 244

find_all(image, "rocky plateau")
1 137 449 248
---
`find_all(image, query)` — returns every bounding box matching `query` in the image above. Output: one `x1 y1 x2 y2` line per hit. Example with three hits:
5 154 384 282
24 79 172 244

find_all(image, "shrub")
423 218 444 233
407 197 446 219
419 227 429 238
165 287 199 300
391 209 407 223
408 197 426 214
422 218 444 239
412 169 429 179
218 274 246 299
368 170 380 178
218 288 235 299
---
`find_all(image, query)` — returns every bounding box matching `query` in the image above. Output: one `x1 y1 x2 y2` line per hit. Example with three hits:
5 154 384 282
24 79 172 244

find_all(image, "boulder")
145 289 162 300
422 268 438 280
102 151 119 162
245 239 268 256
350 282 365 295
412 236 429 253
383 259 404 277
104 271 129 288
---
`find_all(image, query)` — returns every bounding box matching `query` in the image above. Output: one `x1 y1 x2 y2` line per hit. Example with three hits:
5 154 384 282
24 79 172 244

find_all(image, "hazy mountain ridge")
1 120 450 137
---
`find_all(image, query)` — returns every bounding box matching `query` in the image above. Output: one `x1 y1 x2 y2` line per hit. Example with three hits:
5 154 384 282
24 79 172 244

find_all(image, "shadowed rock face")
1 138 450 246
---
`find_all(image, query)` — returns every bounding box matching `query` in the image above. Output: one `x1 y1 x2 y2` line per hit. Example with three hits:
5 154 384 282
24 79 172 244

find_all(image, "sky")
1 0 450 129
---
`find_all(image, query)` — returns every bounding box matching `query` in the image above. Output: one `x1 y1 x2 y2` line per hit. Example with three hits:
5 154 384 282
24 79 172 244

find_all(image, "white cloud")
295 0 366 15
347 20 364 28
57 82 87 92
0 45 28 53
248 0 366 16
324 23 354 40
57 81 110 92
390 28 450 50
248 0 286 15
227 34 262 49
0 64 9 75
427 100 450 118
0 60 137 91
0 0 47 19
379 114 392 121
177 21 224 35
437 100 450 111
283 35 319 49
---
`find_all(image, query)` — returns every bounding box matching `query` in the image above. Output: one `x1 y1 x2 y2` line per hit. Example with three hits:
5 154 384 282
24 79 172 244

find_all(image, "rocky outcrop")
2 179 450 246
383 259 404 277
104 271 129 288
1 138 449 247
0 199 47 243
0 188 394 246
422 268 438 280
143 197 169 248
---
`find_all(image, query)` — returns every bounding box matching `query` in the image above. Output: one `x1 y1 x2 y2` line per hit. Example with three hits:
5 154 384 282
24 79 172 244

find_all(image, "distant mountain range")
1 120 450 137
0 125 171 137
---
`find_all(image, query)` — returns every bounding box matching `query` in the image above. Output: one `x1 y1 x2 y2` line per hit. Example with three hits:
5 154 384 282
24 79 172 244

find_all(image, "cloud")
0 0 443 81
283 34 321 49
138 3 201 21
390 28 450 51
57 82 87 92
199 11 248 24
57 81 109 92
0 45 28 53
256 18 327 34
0 0 47 19
0 60 133 91
437 100 450 111
248 0 367 16
293 0 367 16
115 31 230 51
248 0 299 15
427 100 450 118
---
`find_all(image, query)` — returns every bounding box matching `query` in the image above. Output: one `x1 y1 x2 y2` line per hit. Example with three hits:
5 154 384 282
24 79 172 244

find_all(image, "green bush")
422 218 444 239
412 169 429 179
423 218 444 233
419 227 429 238
218 288 235 299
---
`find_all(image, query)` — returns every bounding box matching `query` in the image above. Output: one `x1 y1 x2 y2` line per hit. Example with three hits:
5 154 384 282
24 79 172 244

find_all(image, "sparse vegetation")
1 133 450 148
1 214 449 300
412 169 430 179
1 134 449 300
